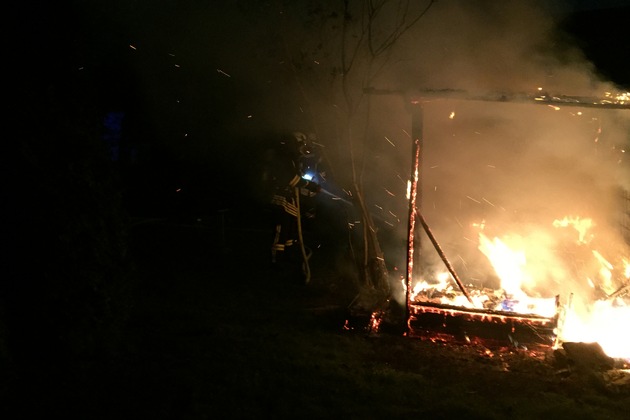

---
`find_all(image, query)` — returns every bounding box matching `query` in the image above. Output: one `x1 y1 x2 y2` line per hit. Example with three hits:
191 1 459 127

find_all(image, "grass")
9 218 627 419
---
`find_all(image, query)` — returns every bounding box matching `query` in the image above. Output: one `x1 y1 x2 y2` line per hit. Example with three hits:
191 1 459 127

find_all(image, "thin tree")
272 0 435 302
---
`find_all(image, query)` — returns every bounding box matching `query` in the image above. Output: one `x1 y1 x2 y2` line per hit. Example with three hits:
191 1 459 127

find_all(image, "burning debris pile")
400 90 630 363
345 89 630 371
405 214 630 360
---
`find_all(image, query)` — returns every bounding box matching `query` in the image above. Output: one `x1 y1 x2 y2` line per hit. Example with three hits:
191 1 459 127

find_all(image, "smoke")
345 0 630 301
388 0 616 94
122 0 628 298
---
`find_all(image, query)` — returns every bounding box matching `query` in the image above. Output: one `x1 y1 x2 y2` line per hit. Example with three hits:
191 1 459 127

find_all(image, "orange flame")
407 215 630 359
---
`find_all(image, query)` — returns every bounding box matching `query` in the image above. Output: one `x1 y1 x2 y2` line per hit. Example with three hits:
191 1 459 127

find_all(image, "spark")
482 197 495 207
384 188 395 197
375 204 383 210
129 44 137 50
384 136 396 146
457 255 467 267
388 211 397 218
402 129 411 138
466 195 481 204
449 111 455 119
217 69 231 77
174 64 180 68
547 105 561 111
486 164 495 168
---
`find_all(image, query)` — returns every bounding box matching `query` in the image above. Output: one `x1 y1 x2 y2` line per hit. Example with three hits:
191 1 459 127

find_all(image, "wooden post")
405 102 423 333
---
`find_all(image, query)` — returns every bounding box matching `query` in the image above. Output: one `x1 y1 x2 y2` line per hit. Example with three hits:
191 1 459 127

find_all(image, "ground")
118 212 629 419
7 211 629 419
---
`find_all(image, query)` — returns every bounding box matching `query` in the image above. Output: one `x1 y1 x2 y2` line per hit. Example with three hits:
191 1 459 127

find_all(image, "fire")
478 233 527 297
561 298 630 360
407 215 630 360
552 216 593 244
477 233 557 318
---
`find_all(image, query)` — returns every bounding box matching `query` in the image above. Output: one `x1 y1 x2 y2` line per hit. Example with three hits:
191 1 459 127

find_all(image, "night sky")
11 1 630 218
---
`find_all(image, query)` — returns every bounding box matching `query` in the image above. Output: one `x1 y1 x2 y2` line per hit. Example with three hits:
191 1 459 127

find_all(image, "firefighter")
265 132 321 282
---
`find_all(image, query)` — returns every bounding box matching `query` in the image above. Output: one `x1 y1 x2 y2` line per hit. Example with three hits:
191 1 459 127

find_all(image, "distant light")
302 173 314 181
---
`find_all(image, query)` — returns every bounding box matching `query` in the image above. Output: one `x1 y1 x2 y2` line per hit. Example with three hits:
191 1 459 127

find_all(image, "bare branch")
373 0 435 57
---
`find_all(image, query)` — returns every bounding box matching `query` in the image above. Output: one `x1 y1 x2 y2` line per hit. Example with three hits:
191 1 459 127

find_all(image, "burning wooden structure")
365 88 630 349
407 300 558 349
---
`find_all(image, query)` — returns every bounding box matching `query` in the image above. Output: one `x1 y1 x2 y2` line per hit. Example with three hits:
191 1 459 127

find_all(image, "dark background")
3 1 629 417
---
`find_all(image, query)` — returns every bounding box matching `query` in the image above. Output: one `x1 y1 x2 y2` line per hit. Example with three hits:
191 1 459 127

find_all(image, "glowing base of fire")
408 301 558 350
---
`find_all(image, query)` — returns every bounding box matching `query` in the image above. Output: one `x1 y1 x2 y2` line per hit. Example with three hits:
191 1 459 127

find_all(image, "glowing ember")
604 91 630 104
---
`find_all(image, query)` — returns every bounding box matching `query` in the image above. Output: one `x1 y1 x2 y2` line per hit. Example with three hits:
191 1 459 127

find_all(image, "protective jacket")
267 134 321 281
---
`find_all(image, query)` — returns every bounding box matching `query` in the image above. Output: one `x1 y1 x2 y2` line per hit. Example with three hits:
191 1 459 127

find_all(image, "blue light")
302 173 314 181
